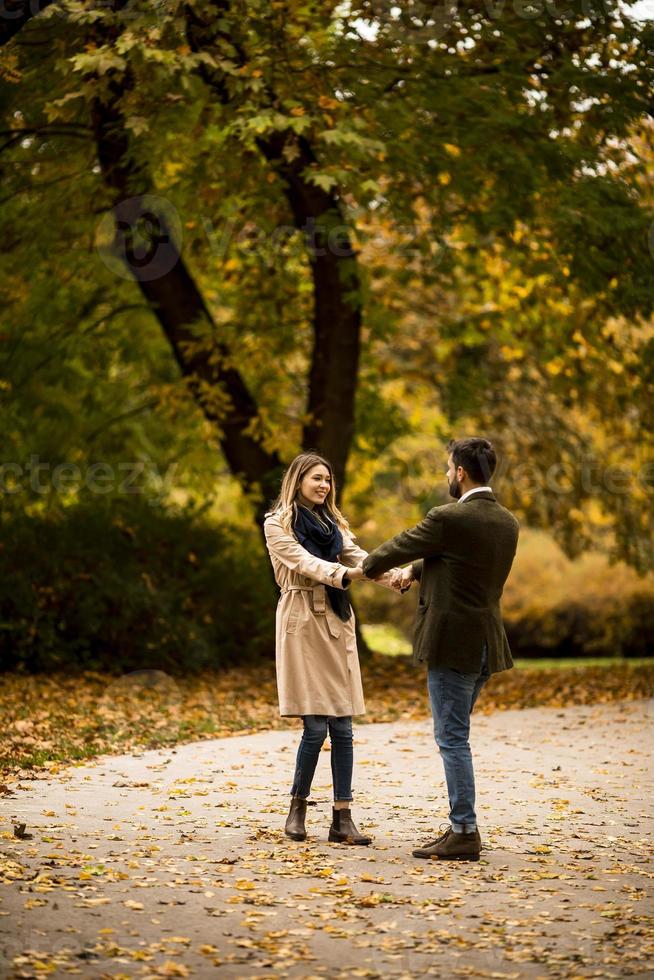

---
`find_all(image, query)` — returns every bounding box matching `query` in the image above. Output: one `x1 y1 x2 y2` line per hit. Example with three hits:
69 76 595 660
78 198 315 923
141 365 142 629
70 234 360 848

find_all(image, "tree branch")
90 68 283 516
184 0 362 491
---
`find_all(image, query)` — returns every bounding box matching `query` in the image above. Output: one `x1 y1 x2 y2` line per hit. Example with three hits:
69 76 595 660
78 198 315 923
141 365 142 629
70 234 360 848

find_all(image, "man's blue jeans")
427 641 490 833
290 715 354 802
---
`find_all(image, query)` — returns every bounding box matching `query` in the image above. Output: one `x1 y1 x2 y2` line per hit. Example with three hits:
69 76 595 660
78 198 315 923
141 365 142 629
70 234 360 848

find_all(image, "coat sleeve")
264 518 350 589
339 532 404 593
362 507 445 579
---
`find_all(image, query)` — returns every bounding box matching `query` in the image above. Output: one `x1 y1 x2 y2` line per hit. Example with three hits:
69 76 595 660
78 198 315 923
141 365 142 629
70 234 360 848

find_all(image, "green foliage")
355 529 654 659
0 0 653 676
0 497 275 674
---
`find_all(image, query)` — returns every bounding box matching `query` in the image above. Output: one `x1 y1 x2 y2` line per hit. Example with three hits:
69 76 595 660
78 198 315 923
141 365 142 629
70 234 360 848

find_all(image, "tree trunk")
0 0 54 47
6 2 371 656
184 2 362 492
90 77 283 526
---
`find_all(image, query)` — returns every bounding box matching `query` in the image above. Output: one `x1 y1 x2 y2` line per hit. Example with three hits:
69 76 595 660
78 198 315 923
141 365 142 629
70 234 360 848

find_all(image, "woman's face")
298 464 332 509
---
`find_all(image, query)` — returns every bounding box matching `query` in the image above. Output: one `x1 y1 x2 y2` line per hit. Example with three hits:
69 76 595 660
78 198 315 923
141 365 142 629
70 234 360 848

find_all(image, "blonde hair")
266 452 350 534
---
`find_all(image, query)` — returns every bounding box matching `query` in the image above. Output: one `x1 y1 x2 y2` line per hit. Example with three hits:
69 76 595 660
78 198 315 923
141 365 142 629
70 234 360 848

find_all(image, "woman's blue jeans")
427 642 490 833
290 715 354 802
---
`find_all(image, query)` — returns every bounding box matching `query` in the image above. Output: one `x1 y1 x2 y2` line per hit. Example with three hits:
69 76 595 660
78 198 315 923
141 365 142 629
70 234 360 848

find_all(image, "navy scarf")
293 506 351 623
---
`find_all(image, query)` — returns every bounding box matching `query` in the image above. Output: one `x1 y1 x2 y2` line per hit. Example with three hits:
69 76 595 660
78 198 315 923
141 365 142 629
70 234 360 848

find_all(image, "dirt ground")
2 698 653 979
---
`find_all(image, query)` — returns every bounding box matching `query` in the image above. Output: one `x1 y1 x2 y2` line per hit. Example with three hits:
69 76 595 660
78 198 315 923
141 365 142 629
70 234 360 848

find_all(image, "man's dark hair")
447 437 496 484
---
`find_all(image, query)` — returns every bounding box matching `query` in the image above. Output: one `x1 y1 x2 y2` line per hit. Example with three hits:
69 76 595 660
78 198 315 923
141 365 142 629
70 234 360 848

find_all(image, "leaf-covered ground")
1 699 652 978
1 658 653 786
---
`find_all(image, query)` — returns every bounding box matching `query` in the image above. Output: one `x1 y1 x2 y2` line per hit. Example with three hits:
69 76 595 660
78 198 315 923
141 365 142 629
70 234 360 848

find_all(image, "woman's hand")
346 565 365 581
389 567 414 592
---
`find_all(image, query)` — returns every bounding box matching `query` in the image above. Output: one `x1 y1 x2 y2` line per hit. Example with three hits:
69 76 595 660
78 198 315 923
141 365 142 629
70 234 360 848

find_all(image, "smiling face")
298 463 332 509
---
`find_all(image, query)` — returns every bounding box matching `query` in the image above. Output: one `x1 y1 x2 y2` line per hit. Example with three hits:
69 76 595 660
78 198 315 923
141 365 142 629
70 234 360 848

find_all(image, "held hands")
348 564 413 593
389 566 414 593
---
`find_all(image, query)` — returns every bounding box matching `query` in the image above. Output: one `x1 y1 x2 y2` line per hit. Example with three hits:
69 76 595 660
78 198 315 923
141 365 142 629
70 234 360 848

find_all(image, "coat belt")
280 584 326 614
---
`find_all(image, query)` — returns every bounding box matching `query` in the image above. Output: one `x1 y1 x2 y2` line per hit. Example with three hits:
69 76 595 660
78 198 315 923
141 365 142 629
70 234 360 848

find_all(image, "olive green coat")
362 491 520 673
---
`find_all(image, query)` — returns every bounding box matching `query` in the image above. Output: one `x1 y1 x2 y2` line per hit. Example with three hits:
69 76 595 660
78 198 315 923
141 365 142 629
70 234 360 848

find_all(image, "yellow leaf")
24 898 48 909
164 161 184 178
500 345 525 362
545 359 563 376
157 962 189 977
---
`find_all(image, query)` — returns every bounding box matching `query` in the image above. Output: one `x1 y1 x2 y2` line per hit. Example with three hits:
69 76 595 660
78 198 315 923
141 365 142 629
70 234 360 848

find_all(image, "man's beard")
448 477 461 500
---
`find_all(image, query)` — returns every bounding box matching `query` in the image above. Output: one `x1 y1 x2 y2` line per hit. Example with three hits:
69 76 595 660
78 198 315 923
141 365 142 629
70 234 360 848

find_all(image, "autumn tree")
1 0 652 564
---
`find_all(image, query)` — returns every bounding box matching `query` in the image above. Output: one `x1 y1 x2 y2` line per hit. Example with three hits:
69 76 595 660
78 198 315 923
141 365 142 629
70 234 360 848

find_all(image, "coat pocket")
415 608 443 663
286 614 299 634
284 592 303 634
325 611 342 639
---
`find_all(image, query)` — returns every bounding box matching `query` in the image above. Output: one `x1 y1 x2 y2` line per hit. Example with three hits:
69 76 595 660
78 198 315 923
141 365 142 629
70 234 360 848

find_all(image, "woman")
263 451 402 845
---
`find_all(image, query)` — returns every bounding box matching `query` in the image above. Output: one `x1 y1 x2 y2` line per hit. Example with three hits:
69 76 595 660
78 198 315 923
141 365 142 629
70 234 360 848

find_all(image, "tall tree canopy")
1 0 652 566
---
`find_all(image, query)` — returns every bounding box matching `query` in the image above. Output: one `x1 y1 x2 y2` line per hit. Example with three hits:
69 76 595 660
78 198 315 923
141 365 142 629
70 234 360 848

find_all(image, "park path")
1 699 653 979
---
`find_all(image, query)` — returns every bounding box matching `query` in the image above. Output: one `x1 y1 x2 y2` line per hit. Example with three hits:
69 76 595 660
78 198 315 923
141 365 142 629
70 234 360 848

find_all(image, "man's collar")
458 486 494 503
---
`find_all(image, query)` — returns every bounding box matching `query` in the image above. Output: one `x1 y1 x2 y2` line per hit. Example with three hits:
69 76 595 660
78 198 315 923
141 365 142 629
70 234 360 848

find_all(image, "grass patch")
362 622 653 669
362 623 413 656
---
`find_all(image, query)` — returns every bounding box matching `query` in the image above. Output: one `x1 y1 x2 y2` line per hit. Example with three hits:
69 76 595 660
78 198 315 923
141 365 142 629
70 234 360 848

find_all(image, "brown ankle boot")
412 826 481 861
285 797 307 841
328 807 371 845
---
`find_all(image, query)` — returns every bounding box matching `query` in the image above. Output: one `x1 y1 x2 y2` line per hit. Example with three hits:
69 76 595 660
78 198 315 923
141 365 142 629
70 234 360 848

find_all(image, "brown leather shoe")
285 797 307 841
328 807 371 845
412 826 481 861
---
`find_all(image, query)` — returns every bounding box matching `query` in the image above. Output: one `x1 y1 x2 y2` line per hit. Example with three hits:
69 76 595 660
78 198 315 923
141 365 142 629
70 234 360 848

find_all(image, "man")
362 437 520 861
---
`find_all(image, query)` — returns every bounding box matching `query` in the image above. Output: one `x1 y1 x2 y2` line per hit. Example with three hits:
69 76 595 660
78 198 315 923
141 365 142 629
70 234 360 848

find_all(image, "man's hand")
347 565 365 581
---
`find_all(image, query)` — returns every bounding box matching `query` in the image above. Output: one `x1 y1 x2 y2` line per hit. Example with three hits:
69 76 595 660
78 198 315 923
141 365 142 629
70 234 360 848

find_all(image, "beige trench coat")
263 514 399 718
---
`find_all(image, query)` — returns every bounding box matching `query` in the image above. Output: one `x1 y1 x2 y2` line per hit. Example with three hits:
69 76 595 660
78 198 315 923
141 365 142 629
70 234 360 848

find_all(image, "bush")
503 532 654 657
354 528 654 659
0 497 275 674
